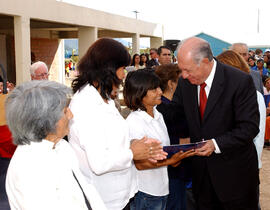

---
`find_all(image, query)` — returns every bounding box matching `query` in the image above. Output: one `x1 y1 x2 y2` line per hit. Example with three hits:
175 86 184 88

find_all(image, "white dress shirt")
126 108 170 196
254 91 266 169
69 85 137 210
6 139 106 210
197 60 221 153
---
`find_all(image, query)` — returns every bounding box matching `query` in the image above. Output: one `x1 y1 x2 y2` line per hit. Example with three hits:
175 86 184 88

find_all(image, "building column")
14 16 31 85
132 33 140 55
78 27 97 59
58 39 65 84
150 37 163 49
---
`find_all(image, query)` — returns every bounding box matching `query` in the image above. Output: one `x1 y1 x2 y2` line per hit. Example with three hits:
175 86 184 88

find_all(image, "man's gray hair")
177 39 213 65
230 43 248 51
30 61 48 75
5 80 72 145
192 42 213 64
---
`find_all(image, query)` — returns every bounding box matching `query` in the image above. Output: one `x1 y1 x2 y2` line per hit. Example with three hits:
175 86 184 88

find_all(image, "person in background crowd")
124 69 195 210
248 56 257 70
145 53 150 62
264 49 270 58
157 46 172 65
217 50 265 210
30 61 49 80
249 50 255 58
0 73 15 210
155 64 191 210
263 54 269 71
140 53 148 68
263 54 269 65
230 43 249 61
65 64 70 77
255 49 263 60
263 77 270 95
254 59 268 76
172 37 259 210
0 82 14 94
267 61 270 72
147 48 159 68
231 42 264 94
130 54 144 70
69 60 73 71
5 80 107 210
68 38 166 210
0 81 15 210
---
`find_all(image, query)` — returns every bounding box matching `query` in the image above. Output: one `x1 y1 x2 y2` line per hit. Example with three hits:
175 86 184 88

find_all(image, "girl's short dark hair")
155 64 181 91
123 69 161 111
72 38 131 100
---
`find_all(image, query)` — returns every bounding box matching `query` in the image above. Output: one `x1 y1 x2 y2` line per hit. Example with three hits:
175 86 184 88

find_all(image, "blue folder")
163 141 206 158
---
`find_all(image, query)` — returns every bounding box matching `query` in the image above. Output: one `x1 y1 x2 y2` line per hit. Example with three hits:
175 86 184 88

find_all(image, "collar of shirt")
81 84 115 108
136 106 162 123
198 59 217 102
31 139 55 150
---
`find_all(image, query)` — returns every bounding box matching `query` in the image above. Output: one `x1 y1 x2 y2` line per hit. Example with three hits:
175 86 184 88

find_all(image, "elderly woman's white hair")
5 80 71 145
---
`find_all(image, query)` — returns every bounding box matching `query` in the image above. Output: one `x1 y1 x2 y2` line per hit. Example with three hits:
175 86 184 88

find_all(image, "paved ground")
260 148 270 210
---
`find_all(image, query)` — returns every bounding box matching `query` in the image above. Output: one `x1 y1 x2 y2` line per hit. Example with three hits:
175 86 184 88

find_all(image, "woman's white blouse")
126 108 170 196
6 139 106 210
68 85 137 210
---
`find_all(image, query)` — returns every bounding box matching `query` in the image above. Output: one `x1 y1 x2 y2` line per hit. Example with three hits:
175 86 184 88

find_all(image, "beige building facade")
0 0 163 85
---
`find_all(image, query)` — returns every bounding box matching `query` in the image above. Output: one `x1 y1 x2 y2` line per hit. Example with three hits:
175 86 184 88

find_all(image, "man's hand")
195 140 215 156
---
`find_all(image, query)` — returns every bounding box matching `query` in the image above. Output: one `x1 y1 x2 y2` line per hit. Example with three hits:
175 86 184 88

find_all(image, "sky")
61 0 270 46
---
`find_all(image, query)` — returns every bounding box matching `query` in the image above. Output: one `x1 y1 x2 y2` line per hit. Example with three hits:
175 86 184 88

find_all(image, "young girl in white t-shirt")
124 69 195 210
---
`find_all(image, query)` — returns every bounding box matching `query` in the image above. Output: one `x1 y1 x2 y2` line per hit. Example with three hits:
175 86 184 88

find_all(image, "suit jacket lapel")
184 80 201 129
203 61 224 122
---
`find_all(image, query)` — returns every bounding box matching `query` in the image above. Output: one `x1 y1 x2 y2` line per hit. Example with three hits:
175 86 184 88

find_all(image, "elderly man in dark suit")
231 42 264 95
173 37 259 210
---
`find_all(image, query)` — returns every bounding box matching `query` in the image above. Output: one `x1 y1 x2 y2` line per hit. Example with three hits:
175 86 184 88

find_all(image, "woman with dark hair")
139 53 148 67
130 54 144 71
69 38 166 210
124 69 195 210
155 64 190 210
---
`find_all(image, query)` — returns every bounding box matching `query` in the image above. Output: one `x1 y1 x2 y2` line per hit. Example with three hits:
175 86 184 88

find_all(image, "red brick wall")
31 38 59 81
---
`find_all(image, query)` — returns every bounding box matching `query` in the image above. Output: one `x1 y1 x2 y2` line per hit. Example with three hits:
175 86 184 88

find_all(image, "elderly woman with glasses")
5 80 106 210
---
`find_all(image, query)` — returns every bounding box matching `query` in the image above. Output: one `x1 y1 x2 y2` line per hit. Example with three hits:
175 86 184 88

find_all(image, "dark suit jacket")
172 61 259 202
146 59 159 68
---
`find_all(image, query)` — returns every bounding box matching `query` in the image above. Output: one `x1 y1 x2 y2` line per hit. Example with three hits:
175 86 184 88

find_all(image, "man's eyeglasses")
36 73 49 78
161 53 171 56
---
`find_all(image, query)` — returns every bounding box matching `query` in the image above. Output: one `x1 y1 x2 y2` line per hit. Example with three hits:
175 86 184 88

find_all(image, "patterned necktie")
199 82 207 120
